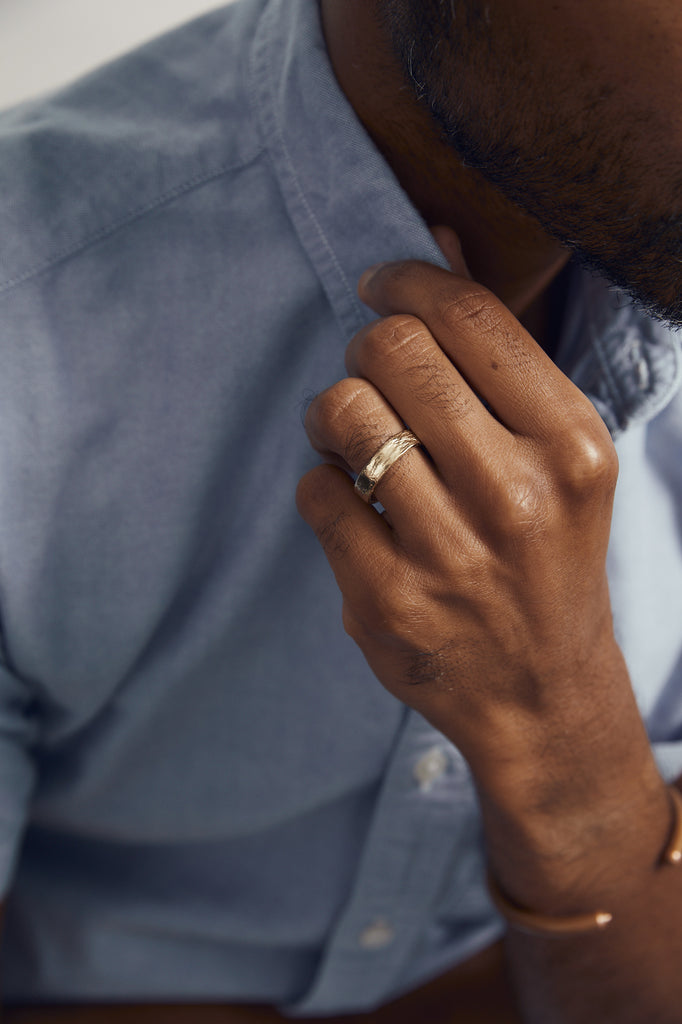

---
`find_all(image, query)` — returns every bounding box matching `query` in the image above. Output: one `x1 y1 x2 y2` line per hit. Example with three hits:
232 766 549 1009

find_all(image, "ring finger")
304 375 446 533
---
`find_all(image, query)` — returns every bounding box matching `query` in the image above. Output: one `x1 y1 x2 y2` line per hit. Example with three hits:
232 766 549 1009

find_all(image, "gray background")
0 0 233 109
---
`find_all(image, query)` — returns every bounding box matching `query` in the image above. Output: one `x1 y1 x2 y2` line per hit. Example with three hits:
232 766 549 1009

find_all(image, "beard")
380 0 682 329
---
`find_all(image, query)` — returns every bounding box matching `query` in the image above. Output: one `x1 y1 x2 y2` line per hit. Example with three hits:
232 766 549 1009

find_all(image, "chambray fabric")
0 0 681 1013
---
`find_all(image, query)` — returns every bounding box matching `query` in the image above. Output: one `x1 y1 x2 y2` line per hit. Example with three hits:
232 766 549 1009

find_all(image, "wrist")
486 785 682 937
481 771 669 909
474 715 670 916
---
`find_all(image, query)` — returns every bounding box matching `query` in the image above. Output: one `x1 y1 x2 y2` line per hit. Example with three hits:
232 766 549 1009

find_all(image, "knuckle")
306 377 372 435
558 426 619 496
399 355 468 416
363 314 427 364
362 314 471 416
304 377 399 472
439 287 505 338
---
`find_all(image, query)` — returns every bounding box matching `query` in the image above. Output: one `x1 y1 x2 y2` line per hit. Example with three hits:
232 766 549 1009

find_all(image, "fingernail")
359 262 388 292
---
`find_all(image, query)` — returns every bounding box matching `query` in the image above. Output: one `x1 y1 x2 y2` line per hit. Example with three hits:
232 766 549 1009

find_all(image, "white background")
0 0 233 110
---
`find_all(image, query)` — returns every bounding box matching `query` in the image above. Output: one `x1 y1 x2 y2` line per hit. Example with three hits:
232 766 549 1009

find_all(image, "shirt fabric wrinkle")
0 0 681 1015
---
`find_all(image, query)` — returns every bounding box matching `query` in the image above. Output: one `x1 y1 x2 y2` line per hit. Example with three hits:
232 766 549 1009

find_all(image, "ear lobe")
429 224 472 278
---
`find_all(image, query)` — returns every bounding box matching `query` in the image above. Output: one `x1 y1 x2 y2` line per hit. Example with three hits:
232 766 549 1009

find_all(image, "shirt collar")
557 271 682 436
249 0 682 437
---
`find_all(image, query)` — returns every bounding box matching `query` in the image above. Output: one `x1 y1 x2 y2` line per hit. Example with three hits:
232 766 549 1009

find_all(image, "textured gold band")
487 784 682 937
353 429 421 504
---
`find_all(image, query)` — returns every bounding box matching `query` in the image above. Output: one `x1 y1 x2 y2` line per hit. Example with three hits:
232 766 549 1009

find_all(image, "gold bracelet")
487 783 682 937
663 784 682 865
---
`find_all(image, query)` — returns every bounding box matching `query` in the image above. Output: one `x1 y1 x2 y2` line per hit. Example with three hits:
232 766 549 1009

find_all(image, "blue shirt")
0 0 681 1013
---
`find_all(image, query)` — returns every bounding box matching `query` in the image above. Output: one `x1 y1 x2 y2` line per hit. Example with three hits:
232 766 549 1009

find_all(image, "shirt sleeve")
0 649 37 899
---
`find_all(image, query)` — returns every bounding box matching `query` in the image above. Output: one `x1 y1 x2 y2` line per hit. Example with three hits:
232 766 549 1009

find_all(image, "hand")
296 243 668 866
298 247 622 754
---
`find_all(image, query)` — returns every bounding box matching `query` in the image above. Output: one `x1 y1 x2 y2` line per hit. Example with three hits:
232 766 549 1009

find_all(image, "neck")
320 0 571 348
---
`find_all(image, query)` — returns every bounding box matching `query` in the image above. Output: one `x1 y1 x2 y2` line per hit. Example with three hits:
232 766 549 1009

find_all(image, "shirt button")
358 919 395 950
413 746 449 791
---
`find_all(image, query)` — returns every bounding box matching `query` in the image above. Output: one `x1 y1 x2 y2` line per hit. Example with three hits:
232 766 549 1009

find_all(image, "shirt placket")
285 710 482 1015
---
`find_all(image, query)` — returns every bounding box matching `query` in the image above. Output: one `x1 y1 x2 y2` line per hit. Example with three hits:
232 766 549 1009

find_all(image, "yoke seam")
0 146 264 299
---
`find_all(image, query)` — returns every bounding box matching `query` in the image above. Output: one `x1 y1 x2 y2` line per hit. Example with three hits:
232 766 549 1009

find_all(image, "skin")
298 251 677 1023
322 0 682 329
297 1 682 1022
5 2 682 1022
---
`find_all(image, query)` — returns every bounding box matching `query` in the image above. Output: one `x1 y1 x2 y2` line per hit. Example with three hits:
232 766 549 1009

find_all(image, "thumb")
429 224 472 278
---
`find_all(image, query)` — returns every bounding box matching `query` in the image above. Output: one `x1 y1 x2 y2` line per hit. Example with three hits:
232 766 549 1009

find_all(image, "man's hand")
299 257 618 760
297 254 670 912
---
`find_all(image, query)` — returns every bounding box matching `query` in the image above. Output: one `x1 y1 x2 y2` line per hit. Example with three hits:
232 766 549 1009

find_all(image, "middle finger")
345 313 510 489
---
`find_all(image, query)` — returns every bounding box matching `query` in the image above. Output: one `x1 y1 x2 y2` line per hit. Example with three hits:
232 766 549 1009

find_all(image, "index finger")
358 261 595 439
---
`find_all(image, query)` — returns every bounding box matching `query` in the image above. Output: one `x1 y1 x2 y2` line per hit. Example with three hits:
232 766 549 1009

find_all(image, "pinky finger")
296 463 395 601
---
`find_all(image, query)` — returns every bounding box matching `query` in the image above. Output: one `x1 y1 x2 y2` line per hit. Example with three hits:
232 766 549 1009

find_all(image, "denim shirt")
0 0 681 1014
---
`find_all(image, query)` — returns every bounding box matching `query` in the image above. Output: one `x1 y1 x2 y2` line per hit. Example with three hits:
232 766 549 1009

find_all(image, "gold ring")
353 429 422 504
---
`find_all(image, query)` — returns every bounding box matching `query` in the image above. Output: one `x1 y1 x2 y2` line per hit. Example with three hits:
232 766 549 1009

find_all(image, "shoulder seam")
0 145 264 298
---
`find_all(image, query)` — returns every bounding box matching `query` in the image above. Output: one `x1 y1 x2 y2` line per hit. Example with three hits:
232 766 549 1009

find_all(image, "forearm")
503 869 682 1024
476 680 682 1024
297 254 682 1024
